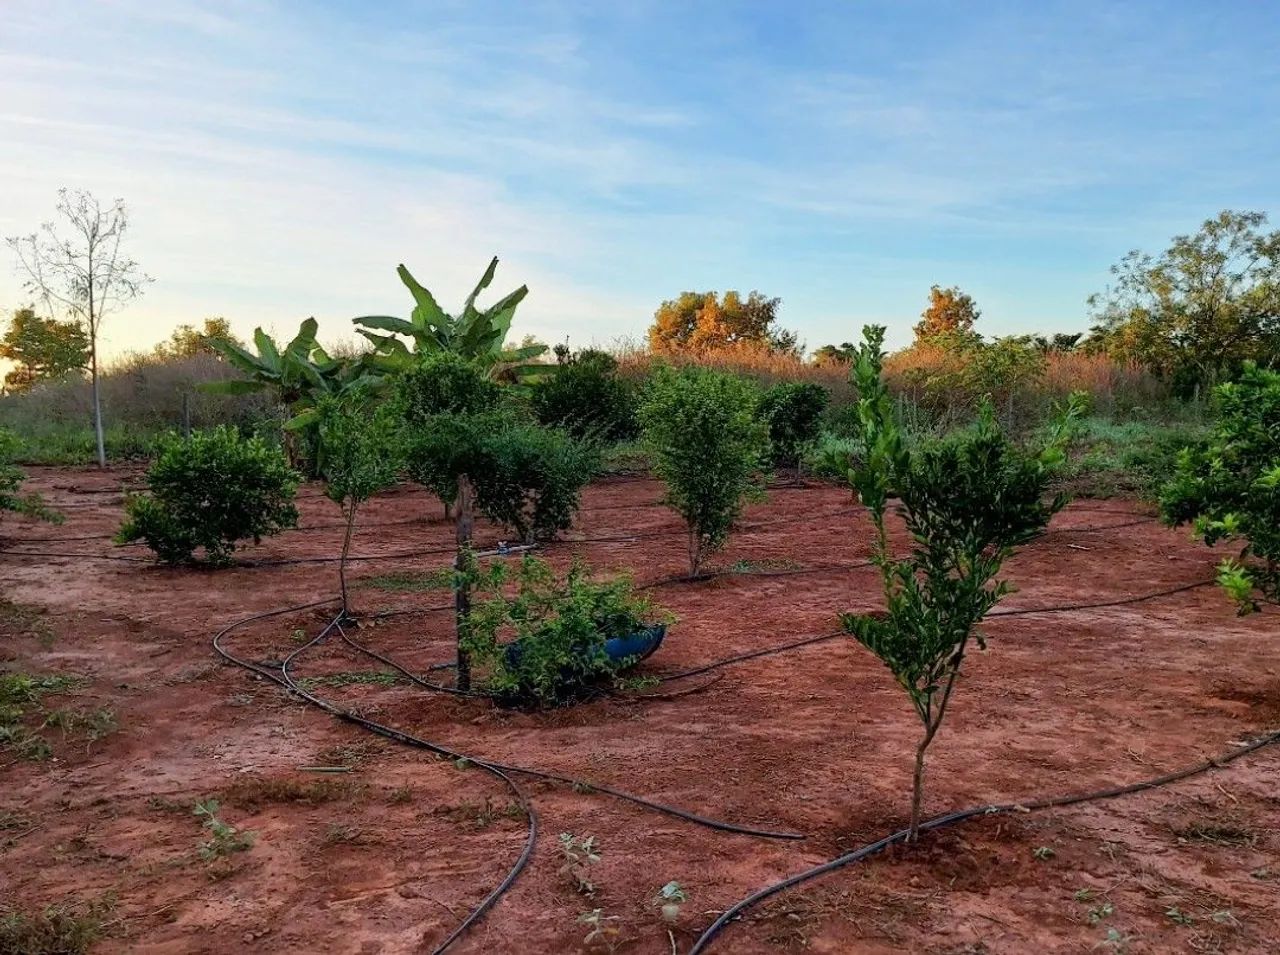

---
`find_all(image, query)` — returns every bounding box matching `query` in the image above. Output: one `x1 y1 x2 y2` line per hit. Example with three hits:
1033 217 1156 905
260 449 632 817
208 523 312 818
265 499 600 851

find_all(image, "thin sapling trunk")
338 500 358 619
454 476 475 692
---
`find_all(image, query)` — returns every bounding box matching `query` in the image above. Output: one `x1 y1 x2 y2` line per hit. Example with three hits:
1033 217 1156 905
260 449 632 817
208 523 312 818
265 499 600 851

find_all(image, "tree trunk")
909 735 929 841
90 343 105 467
688 527 700 578
454 476 475 692
338 502 357 619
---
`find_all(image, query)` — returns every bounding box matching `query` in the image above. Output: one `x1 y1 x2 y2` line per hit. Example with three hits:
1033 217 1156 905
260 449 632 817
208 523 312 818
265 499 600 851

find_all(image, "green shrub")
395 352 500 420
1161 363 1280 612
117 427 299 564
639 366 768 575
407 411 599 542
840 325 1082 839
462 556 669 707
531 349 638 441
0 429 60 524
759 381 828 470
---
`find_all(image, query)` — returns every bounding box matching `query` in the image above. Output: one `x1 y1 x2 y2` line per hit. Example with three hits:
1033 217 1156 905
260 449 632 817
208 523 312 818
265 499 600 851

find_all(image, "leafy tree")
1161 363 1280 612
353 257 545 374
759 382 829 471
914 285 981 342
117 427 299 565
813 342 857 366
1031 332 1083 353
156 318 242 359
648 290 797 354
840 325 1083 840
531 348 638 441
6 189 152 466
639 366 769 576
0 429 61 524
405 410 598 541
314 393 404 615
0 307 88 392
1088 210 1280 392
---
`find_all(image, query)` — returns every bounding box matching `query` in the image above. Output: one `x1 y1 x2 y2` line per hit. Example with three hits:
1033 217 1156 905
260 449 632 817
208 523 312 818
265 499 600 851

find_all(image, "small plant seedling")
559 833 602 896
1094 927 1132 952
1088 901 1115 926
1211 910 1239 927
1074 888 1097 902
1033 846 1056 861
193 799 255 861
577 908 620 950
1165 907 1194 926
656 881 688 923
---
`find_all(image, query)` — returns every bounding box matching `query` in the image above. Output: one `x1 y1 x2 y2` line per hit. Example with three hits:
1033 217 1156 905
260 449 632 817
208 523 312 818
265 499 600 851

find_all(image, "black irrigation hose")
215 598 806 950
687 724 1280 954
214 602 537 955
653 576 1221 684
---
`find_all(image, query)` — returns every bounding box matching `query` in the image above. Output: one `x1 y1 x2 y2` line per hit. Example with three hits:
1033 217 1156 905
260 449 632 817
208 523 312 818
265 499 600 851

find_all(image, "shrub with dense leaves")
840 325 1083 840
407 410 599 541
394 351 500 420
462 556 669 707
759 381 829 470
117 427 298 564
1161 363 1280 612
0 428 60 524
531 349 638 441
639 366 768 576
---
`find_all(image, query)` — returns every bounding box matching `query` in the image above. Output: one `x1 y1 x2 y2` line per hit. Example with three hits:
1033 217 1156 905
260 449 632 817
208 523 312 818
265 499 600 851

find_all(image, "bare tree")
7 189 151 466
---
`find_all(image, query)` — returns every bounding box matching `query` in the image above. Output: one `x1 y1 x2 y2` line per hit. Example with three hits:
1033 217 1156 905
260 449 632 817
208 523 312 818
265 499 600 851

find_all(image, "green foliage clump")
462 556 669 707
759 381 829 470
117 427 298 564
0 429 61 524
314 393 404 612
1161 363 1280 612
395 351 500 420
0 672 80 761
531 349 638 441
639 366 769 575
839 325 1083 839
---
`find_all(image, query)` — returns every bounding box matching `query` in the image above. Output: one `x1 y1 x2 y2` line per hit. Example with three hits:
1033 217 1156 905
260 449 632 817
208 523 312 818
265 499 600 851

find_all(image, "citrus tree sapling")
841 325 1084 840
638 366 769 576
313 393 402 616
1161 362 1280 612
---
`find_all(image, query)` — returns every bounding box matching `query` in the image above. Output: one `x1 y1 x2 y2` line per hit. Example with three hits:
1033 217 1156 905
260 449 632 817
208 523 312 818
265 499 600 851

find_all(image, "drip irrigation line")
215 598 805 949
653 576 1221 684
688 725 1280 954
990 578 1216 617
216 602 535 955
338 626 475 697
0 548 153 563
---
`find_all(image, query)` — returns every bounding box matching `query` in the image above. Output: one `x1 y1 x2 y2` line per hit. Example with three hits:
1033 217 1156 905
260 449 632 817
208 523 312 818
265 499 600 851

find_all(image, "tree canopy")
0 307 88 392
1088 210 1280 392
156 317 242 359
648 290 797 354
914 285 981 342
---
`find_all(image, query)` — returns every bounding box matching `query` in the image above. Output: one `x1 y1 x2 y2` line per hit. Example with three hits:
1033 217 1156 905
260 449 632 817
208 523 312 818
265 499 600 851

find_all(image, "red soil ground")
1 467 1277 954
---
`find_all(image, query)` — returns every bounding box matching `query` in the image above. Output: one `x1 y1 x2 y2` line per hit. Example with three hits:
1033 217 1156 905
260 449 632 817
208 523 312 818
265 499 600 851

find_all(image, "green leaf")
254 328 282 372
284 409 320 431
352 315 416 337
461 256 500 318
395 264 449 331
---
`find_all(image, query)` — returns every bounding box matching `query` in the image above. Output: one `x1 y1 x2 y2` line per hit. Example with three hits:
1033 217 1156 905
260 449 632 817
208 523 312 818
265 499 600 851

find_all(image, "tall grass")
0 353 278 464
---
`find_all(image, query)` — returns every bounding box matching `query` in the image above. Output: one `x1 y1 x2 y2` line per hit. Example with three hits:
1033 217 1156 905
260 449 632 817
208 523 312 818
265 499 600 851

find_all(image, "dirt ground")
1 466 1278 954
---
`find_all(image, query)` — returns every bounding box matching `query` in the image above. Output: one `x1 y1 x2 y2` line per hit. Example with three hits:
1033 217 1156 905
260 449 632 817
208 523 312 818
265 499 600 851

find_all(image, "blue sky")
2 0 1278 358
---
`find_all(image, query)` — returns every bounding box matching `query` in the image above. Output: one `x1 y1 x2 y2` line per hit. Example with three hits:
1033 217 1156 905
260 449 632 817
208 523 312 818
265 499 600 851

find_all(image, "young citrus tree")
759 381 829 473
117 427 299 564
841 325 1083 840
638 366 769 576
313 392 403 616
1161 363 1280 612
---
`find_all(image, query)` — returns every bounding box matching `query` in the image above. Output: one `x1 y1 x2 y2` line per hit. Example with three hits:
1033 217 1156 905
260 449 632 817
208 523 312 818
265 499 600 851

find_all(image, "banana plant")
204 318 380 428
353 257 547 377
